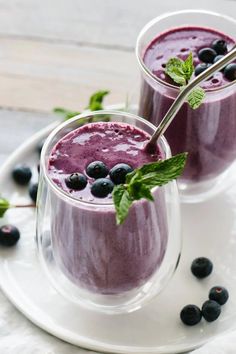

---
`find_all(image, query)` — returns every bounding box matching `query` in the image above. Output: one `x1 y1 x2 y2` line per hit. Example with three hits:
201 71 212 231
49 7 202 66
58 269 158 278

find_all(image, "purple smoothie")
139 27 236 182
48 122 168 295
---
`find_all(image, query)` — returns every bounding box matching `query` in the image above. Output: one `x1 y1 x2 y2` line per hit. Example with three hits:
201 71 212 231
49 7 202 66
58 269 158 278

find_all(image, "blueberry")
91 178 114 198
212 39 228 55
109 163 133 184
86 161 109 179
209 286 229 305
180 304 202 326
202 300 221 322
224 63 236 81
65 173 87 190
29 183 38 203
194 63 212 76
213 55 224 64
191 257 213 278
12 165 32 185
0 225 20 247
198 47 217 63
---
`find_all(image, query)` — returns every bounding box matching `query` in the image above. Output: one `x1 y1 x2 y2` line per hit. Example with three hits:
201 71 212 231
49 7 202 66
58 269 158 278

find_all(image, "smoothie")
139 27 236 182
48 122 168 295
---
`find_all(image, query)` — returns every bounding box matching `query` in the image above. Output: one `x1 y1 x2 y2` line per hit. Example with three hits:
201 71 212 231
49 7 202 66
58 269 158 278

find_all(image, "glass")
36 111 181 314
136 10 236 202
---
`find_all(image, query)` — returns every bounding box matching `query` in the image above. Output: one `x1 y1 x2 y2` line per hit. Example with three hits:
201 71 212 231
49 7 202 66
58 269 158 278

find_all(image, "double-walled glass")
36 111 181 314
136 10 236 202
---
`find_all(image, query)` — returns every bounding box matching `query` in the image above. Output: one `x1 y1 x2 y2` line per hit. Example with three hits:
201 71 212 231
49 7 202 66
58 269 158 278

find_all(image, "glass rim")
135 9 236 93
40 110 171 208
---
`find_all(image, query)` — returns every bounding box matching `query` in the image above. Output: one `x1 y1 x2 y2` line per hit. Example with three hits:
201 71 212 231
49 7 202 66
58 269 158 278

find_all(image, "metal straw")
147 45 236 147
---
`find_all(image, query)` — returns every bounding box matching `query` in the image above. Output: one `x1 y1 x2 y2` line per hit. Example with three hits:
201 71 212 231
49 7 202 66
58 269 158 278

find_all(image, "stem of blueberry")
11 204 36 208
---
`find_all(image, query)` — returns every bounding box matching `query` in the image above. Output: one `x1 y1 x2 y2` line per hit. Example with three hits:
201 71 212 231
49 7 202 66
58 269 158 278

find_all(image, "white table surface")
0 1 236 353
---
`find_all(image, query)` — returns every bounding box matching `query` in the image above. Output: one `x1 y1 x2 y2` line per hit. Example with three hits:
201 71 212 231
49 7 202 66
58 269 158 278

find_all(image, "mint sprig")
165 52 205 109
53 90 110 121
0 198 10 217
113 153 187 225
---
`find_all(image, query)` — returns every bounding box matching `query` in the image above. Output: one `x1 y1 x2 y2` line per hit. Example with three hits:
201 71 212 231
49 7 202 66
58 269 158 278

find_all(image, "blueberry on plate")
86 161 109 179
213 55 224 63
0 225 20 247
202 300 221 322
209 286 229 305
194 63 212 76
109 163 133 184
12 165 32 185
198 47 217 63
224 63 236 81
91 178 114 198
65 173 87 190
29 183 38 203
180 304 202 326
212 39 228 55
191 257 213 279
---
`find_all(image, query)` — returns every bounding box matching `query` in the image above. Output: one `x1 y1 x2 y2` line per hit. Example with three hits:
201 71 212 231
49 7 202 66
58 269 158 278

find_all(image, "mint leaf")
165 53 194 86
112 153 187 225
165 58 187 86
113 185 133 225
187 87 206 109
0 198 10 217
87 90 109 111
165 52 205 110
182 52 194 82
53 90 110 120
53 108 81 121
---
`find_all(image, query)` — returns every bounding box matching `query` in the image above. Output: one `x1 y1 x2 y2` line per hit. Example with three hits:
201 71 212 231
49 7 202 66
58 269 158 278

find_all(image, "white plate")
0 117 236 354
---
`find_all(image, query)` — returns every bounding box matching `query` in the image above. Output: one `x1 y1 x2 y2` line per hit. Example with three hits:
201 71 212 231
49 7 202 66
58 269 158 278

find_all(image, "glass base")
178 162 236 203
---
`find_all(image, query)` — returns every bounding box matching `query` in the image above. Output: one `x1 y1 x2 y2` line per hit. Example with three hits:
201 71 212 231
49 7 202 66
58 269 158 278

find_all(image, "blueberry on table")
65 173 87 190
202 300 221 322
212 39 228 55
0 225 20 247
194 63 212 76
91 178 114 198
191 257 213 279
29 183 38 203
86 161 109 179
12 165 32 186
224 63 236 81
198 48 217 63
180 304 202 326
109 163 133 184
209 286 229 305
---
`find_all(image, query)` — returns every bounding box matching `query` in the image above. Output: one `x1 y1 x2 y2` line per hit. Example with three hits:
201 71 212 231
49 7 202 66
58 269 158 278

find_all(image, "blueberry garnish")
212 39 227 55
29 183 38 203
86 161 109 179
65 173 87 190
109 163 133 185
209 286 229 305
202 300 221 322
194 63 211 76
198 47 217 63
0 225 20 247
180 304 202 326
91 178 114 198
224 63 236 81
213 55 224 64
12 165 32 186
191 257 213 278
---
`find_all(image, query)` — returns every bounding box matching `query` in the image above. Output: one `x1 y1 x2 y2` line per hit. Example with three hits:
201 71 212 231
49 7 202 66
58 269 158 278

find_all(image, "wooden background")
1 1 236 165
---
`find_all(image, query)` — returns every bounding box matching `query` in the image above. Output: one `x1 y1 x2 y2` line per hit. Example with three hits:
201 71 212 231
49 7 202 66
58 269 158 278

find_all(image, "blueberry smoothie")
139 27 236 182
48 122 168 295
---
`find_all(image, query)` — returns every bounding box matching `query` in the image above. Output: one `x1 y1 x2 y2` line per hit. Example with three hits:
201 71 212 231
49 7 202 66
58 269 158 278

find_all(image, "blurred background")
0 0 235 162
